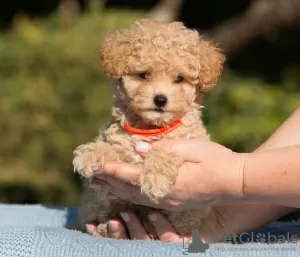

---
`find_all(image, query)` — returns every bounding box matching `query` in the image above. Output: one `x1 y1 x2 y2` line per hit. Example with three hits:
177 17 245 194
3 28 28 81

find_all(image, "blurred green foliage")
203 70 300 151
0 6 299 206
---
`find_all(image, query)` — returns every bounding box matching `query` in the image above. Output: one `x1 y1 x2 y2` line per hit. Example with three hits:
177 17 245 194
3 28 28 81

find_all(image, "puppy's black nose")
154 94 167 107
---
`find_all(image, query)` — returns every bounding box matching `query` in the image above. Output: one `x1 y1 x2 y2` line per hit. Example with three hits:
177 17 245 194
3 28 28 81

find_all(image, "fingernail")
148 213 157 222
120 212 130 223
108 220 119 233
135 142 150 153
107 194 118 200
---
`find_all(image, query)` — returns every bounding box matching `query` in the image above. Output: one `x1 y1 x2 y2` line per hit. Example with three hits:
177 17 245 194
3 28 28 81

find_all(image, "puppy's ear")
196 40 225 92
99 30 134 79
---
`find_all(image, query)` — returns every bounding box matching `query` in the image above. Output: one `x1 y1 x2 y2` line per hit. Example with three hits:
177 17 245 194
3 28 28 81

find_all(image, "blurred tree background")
0 0 299 206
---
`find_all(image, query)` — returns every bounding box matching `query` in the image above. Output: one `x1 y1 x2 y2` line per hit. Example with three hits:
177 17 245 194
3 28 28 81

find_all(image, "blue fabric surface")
1 204 300 257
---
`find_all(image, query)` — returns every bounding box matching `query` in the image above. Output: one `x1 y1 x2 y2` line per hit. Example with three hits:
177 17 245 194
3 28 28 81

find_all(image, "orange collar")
123 120 182 136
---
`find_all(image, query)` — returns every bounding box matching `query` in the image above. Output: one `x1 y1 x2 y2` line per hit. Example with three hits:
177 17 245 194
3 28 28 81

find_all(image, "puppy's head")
100 19 225 126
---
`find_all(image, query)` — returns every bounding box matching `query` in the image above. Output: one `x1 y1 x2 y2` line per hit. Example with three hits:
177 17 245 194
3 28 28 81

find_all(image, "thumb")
135 139 207 162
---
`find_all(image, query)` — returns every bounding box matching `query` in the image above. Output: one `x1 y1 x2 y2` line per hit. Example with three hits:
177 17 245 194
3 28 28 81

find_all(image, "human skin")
87 107 300 242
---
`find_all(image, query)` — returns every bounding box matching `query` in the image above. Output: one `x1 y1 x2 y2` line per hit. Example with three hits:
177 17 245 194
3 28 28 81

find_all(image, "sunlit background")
0 0 300 207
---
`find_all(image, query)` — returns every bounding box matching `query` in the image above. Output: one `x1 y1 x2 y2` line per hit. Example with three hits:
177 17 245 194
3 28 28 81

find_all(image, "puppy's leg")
139 144 183 203
161 208 211 235
77 179 114 237
73 140 120 237
73 140 119 178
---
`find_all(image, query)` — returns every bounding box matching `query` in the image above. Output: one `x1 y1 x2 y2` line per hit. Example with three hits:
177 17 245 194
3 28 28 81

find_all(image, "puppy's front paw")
139 145 183 203
88 222 109 238
73 141 119 178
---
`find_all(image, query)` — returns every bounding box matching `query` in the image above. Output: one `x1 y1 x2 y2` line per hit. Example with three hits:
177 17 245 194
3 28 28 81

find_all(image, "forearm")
243 145 300 207
215 108 300 235
240 107 300 214
232 107 300 206
242 107 300 206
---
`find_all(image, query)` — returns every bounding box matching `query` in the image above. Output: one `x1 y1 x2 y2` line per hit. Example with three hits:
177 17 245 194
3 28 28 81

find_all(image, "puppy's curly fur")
72 19 225 238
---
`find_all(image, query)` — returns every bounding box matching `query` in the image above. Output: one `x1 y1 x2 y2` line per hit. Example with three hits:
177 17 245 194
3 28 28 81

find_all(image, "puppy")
72 19 225 238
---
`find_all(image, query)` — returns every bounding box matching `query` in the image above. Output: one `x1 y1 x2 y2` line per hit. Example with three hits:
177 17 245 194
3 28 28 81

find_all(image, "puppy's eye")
139 71 150 80
174 76 184 83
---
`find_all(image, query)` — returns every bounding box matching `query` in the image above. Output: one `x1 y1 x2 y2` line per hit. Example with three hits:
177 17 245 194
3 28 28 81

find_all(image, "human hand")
86 210 188 242
85 205 259 243
90 139 247 211
85 202 294 242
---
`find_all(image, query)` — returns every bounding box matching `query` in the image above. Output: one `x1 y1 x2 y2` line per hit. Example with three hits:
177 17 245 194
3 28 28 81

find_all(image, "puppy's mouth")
154 107 164 113
141 107 166 113
134 107 182 127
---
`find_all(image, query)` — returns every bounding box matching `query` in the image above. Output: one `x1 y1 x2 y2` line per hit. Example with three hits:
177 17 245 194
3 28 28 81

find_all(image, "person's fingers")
100 161 141 185
89 177 166 208
89 176 138 200
147 211 182 242
85 223 97 235
135 139 206 162
120 211 151 240
91 175 127 191
108 219 128 239
89 178 127 198
92 174 137 193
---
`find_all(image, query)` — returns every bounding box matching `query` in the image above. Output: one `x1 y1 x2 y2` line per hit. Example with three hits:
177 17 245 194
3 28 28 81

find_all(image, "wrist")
219 152 248 204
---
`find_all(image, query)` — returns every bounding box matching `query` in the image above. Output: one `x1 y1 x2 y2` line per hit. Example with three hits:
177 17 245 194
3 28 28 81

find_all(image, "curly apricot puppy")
72 19 225 238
